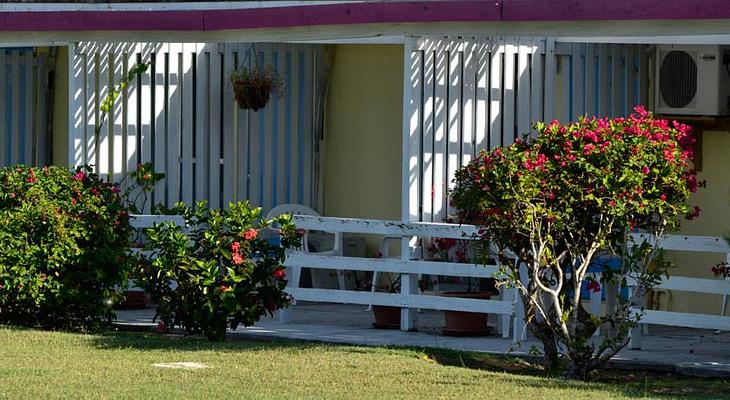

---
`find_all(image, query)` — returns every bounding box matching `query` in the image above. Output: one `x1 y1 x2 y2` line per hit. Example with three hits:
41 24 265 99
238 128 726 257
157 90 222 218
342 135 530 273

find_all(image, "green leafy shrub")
0 165 131 329
135 201 301 341
451 107 700 379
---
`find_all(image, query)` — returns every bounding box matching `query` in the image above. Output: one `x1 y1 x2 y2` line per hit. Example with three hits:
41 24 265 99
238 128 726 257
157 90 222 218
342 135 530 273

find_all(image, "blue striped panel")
296 50 305 204
18 60 26 165
594 52 600 114
271 50 279 206
257 51 265 208
5 58 12 164
284 50 292 203
568 54 573 119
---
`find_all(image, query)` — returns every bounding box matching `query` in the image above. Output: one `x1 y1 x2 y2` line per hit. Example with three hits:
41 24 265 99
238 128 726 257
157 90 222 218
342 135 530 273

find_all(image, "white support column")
401 36 420 331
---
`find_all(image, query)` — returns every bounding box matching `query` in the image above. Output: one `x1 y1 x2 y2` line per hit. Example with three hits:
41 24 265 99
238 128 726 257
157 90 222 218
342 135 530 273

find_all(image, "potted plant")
230 65 282 111
428 237 496 336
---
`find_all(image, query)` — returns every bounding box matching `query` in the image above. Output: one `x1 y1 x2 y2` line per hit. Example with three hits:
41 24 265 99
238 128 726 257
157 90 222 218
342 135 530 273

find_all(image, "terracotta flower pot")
372 305 401 329
440 291 492 336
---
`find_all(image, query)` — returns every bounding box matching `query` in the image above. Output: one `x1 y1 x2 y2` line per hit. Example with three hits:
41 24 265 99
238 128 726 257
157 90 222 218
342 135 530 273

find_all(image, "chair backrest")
266 203 320 219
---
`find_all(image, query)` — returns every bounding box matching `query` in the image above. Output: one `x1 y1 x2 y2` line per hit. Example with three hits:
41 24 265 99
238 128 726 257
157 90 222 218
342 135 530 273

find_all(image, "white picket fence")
282 214 519 338
0 48 49 168
68 42 323 213
628 233 730 349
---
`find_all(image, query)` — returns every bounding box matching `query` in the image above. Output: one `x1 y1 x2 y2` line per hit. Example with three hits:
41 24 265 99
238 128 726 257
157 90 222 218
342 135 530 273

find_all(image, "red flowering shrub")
135 201 301 341
0 165 131 329
451 107 701 379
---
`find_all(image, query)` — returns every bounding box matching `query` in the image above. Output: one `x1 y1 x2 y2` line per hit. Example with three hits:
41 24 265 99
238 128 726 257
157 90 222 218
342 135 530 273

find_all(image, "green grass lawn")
0 327 726 399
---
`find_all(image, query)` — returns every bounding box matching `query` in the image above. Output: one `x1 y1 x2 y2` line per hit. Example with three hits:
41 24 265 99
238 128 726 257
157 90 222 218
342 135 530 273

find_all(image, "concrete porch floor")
116 302 730 378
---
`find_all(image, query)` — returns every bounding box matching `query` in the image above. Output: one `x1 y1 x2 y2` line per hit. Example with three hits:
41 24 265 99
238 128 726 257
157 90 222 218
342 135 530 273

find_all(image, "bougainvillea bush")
0 165 131 329
135 201 301 341
451 107 701 379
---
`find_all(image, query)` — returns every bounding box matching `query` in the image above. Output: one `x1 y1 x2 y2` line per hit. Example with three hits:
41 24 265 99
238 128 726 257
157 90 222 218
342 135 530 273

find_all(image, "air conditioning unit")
654 45 730 115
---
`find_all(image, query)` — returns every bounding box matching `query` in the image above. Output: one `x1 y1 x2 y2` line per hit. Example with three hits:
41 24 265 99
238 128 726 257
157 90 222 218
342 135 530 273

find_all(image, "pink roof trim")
0 1 728 32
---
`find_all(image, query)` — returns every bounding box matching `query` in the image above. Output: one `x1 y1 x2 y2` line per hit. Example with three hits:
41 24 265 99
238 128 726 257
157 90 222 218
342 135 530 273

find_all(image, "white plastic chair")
266 204 346 290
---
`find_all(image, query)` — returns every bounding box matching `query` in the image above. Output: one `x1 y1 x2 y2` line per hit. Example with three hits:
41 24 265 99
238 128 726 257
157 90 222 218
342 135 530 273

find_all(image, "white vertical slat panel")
406 38 422 223
0 50 6 166
421 38 435 222
571 43 585 120
637 45 649 107
516 39 531 137
122 49 135 177
153 44 167 204
302 47 314 209
23 51 33 165
208 46 222 209
446 40 461 210
244 45 259 206
275 45 288 208
489 38 503 148
111 45 125 180
558 53 570 123
543 38 556 123
585 44 597 117
96 47 111 176
262 46 275 210
34 53 46 165
222 45 236 207
598 43 609 117
195 46 210 203
120 51 129 178
166 44 182 205
502 39 516 145
611 44 621 117
140 45 154 171
461 40 476 165
475 40 489 152
105 48 116 178
432 39 447 222
69 44 85 167
626 45 636 111
530 38 544 135
288 45 301 206
180 44 195 204
11 51 21 164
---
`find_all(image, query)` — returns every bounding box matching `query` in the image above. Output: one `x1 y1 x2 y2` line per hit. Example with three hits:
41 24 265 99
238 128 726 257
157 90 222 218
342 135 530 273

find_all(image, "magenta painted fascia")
0 0 729 32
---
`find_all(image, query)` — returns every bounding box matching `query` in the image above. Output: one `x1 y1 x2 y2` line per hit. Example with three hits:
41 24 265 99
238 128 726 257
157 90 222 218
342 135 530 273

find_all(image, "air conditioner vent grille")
660 50 698 108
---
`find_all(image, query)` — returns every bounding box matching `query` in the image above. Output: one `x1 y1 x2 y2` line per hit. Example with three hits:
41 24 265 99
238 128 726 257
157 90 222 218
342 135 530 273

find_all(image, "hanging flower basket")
230 66 283 111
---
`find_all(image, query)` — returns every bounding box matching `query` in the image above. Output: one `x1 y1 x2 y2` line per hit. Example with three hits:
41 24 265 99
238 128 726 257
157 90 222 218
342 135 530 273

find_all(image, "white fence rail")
283 215 518 338
628 233 730 349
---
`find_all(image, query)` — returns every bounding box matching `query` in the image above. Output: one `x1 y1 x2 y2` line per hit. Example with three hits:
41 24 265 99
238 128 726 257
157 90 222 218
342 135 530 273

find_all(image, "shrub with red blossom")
0 165 131 329
135 201 301 341
451 107 702 379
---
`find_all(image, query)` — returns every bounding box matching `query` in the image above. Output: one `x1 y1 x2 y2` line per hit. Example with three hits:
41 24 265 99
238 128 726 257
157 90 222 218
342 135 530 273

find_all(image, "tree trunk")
531 321 560 374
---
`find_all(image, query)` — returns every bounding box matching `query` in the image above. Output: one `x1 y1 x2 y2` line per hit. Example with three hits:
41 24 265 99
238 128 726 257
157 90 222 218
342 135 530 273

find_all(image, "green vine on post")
95 61 150 139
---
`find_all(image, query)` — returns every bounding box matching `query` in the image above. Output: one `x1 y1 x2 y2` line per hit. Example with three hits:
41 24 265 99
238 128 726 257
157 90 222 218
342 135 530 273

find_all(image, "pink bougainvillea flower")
587 280 601 293
73 171 86 181
641 166 650 175
231 252 244 265
243 228 258 241
111 186 121 193
156 321 166 333
230 241 241 253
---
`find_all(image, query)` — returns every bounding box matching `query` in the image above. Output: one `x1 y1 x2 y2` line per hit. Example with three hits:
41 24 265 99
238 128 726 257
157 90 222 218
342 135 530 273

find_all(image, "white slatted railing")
0 48 49 168
68 42 320 213
627 233 730 349
406 37 648 224
283 215 517 338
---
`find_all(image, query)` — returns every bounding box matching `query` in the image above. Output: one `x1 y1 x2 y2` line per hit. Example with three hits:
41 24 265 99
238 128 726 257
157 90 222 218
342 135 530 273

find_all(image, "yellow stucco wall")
659 130 730 315
323 44 403 221
51 46 69 166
